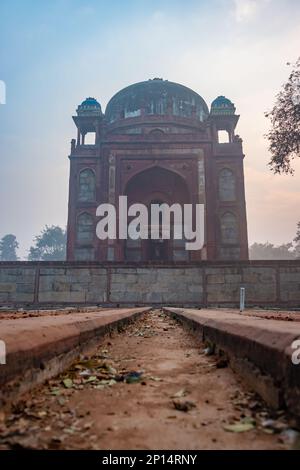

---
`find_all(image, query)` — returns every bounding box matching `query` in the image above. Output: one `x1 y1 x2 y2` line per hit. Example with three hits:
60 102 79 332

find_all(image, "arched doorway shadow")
124 166 191 262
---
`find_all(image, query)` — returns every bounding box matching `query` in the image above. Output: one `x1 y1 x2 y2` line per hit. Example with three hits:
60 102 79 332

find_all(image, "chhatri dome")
76 97 102 116
211 96 236 115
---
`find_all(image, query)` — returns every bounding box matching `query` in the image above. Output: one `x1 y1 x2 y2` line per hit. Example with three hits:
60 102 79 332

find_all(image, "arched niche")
78 169 96 202
220 212 238 244
219 168 236 202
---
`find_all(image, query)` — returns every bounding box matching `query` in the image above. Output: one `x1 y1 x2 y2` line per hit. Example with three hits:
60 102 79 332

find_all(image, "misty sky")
0 0 300 258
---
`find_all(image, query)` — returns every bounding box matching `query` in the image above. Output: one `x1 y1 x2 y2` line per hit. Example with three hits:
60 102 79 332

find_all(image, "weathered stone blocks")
0 262 299 307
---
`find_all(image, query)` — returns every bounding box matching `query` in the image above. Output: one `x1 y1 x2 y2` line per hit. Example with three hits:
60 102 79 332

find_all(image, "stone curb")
0 307 150 405
164 307 300 417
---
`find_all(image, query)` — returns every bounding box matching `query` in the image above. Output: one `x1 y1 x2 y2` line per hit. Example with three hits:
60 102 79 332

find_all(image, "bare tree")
294 222 300 258
266 58 300 174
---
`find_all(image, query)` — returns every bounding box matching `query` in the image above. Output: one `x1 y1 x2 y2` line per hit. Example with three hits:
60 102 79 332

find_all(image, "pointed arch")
124 166 191 261
219 168 236 202
78 168 96 202
125 165 191 205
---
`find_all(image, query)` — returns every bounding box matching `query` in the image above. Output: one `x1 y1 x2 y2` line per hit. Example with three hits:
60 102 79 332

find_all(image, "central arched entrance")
124 166 191 262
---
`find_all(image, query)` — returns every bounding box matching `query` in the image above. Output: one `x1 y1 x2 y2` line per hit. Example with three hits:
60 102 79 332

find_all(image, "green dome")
105 79 209 123
211 96 236 115
77 97 102 116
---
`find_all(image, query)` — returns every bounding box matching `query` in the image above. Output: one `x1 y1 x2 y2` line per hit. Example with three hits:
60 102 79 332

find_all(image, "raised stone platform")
164 307 300 417
0 260 300 308
0 307 149 405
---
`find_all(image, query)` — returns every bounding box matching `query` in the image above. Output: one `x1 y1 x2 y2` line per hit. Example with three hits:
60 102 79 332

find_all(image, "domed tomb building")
66 79 248 262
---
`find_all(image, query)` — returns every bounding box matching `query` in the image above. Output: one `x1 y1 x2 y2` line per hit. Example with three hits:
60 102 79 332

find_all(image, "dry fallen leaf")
148 376 162 382
171 389 188 398
223 422 255 433
62 378 73 389
173 400 196 412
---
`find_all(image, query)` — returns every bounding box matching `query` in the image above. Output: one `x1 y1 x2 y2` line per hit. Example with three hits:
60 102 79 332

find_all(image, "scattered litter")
148 376 162 382
203 340 215 356
223 422 255 433
62 378 73 389
215 358 228 369
261 419 288 433
57 397 66 407
124 372 143 384
223 418 255 433
173 400 196 412
171 389 188 399
0 309 297 450
84 376 97 383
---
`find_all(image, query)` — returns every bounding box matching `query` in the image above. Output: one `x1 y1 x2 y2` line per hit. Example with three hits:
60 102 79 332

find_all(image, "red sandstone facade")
66 79 248 262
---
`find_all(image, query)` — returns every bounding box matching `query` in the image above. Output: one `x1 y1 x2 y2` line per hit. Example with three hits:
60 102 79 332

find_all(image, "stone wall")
0 261 299 308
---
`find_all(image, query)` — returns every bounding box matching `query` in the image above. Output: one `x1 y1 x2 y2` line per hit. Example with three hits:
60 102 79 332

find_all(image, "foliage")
28 225 66 261
0 234 19 261
266 58 300 174
249 242 297 260
294 222 300 258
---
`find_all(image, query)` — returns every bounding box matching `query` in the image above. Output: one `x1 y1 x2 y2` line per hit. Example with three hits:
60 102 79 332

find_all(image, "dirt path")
0 310 297 450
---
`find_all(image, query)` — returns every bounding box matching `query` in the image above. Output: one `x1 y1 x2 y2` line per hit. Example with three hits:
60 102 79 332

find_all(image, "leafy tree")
28 225 66 261
266 58 300 174
0 234 19 261
294 222 300 258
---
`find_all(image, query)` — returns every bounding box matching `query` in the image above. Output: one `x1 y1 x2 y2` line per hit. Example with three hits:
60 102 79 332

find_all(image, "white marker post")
240 287 245 313
0 340 6 365
0 81 6 105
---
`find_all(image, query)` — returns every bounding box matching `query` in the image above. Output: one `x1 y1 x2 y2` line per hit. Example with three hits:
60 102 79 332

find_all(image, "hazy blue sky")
0 0 300 258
